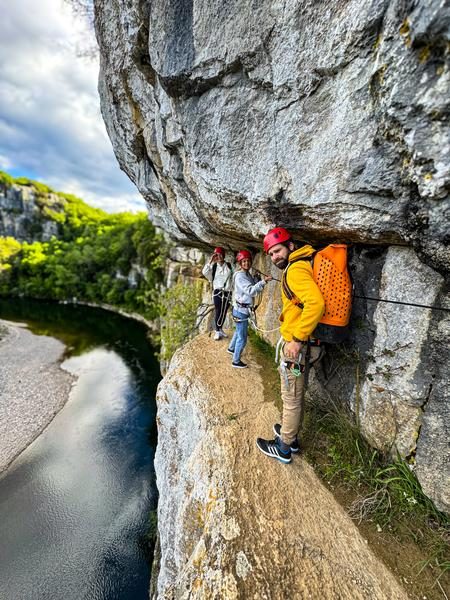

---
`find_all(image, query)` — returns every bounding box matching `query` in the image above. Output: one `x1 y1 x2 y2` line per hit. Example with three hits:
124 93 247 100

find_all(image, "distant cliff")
0 172 63 242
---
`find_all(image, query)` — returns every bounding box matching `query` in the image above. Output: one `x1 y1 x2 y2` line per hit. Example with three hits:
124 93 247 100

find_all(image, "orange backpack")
282 244 353 342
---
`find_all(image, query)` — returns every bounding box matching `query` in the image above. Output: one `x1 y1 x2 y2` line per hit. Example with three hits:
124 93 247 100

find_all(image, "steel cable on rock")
354 295 450 313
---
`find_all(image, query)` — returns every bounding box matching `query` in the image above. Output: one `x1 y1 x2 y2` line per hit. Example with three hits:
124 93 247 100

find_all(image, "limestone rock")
359 247 443 453
154 335 409 599
94 0 450 275
0 182 62 242
357 248 449 512
93 0 450 516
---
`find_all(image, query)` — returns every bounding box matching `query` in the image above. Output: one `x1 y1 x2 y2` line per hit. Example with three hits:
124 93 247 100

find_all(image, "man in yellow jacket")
256 227 325 464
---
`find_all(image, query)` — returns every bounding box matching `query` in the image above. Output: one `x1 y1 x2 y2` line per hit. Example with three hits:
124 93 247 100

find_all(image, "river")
0 299 160 600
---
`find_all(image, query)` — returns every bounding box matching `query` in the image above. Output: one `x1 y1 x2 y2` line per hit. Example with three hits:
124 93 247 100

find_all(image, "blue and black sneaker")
273 423 300 453
232 360 247 368
256 437 291 464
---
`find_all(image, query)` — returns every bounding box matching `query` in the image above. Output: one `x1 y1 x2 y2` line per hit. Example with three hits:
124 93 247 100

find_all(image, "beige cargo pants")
279 342 323 445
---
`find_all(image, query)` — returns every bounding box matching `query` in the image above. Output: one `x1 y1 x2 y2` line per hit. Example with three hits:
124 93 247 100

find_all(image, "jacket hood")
288 245 315 262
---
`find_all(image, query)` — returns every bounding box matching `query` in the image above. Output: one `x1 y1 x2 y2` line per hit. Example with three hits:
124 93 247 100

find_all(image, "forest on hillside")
0 172 165 319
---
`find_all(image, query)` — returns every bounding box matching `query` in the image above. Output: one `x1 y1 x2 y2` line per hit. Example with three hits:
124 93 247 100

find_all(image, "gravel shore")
0 319 75 473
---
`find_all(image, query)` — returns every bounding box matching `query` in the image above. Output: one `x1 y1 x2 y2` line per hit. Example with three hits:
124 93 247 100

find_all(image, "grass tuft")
248 331 449 596
303 398 449 590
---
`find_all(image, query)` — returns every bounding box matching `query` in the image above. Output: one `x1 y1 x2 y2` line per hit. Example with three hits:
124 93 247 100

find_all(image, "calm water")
0 299 160 600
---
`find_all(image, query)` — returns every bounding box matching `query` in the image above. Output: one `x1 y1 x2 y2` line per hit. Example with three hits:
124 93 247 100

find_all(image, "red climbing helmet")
214 246 225 256
236 250 252 263
263 227 291 253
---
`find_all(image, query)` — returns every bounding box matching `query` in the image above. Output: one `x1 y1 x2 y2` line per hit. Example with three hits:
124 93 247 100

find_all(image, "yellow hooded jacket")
279 245 325 342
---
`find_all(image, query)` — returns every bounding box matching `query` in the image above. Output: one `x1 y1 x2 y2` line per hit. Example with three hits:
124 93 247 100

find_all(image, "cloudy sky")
0 0 146 213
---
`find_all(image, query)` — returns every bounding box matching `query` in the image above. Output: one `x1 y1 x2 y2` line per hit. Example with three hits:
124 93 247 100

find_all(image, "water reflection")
0 300 159 600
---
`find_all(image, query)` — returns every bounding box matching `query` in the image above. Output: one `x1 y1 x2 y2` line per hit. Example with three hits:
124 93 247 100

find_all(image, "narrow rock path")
155 333 409 599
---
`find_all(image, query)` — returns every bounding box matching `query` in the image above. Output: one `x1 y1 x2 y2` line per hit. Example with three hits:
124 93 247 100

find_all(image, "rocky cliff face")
93 0 450 513
253 246 449 514
94 0 449 274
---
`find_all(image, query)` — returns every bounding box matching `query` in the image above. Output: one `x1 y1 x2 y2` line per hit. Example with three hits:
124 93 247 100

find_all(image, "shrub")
0 172 165 319
158 279 203 361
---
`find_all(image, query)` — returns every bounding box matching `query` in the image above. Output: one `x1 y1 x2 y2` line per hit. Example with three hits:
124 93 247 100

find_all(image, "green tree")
0 171 166 320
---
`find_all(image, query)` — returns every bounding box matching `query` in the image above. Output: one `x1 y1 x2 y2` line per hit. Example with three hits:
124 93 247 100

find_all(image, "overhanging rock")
94 0 450 275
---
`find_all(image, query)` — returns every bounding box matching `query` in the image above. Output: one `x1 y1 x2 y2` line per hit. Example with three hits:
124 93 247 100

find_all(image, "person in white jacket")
227 250 272 368
202 247 233 340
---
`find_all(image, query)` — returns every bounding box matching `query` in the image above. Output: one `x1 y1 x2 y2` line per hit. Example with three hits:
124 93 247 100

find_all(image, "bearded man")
256 227 325 464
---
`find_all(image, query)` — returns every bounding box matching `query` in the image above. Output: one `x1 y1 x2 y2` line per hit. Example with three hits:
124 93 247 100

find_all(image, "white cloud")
0 0 146 213
0 154 13 171
59 176 146 214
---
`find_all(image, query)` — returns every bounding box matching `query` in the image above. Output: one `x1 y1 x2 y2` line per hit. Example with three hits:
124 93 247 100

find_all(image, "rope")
249 318 280 334
354 295 450 313
254 269 281 282
213 289 231 327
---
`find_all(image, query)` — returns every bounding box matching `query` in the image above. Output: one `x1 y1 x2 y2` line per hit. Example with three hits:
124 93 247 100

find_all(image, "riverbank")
59 299 159 335
0 319 75 473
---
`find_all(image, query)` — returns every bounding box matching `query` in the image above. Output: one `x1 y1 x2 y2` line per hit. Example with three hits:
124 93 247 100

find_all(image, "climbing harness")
280 359 300 387
276 338 323 390
232 310 252 323
277 338 304 387
236 300 252 309
232 301 256 324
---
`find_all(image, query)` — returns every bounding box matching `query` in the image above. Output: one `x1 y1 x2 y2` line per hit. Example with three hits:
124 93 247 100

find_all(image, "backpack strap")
223 262 232 287
281 254 316 308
